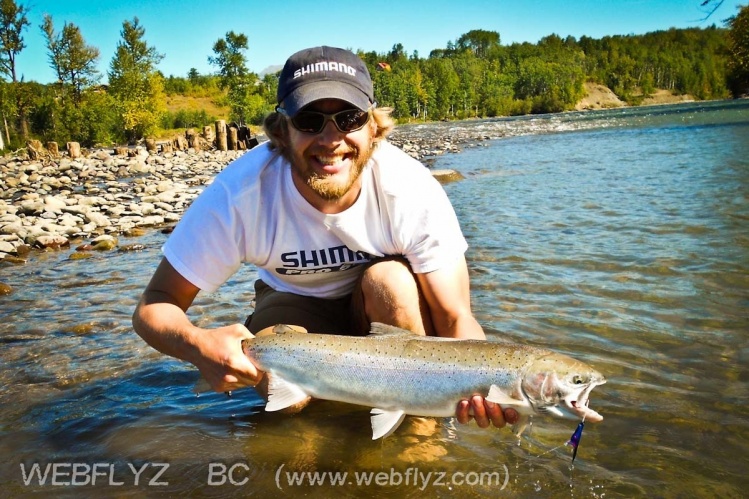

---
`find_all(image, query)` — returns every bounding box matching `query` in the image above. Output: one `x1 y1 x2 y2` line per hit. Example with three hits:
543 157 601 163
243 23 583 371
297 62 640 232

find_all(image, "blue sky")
17 0 745 84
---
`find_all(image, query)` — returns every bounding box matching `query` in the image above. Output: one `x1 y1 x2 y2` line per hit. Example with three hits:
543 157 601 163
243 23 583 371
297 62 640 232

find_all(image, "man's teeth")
316 155 346 165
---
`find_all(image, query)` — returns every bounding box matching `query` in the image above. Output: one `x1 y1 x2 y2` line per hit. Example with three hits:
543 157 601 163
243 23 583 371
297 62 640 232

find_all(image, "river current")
1 100 747 497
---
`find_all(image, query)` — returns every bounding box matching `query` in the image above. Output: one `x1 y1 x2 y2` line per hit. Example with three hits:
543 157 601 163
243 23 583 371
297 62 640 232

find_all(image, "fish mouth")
566 379 606 422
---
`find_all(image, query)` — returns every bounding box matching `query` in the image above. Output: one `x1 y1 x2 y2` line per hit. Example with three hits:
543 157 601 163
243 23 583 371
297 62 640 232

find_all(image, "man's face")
285 99 376 208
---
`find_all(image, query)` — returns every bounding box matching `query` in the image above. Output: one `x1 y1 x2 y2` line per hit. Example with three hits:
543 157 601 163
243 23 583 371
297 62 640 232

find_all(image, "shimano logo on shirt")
277 245 372 275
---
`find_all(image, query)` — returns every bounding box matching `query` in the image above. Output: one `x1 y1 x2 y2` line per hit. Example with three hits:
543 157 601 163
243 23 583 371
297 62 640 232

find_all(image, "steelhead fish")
229 323 606 440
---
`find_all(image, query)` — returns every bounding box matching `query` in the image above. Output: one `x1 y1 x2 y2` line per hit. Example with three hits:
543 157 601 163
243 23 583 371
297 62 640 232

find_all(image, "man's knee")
357 257 431 335
360 257 416 299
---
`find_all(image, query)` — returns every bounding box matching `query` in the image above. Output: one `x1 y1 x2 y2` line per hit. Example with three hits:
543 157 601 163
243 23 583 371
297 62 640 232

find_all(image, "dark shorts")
244 279 365 336
244 257 411 336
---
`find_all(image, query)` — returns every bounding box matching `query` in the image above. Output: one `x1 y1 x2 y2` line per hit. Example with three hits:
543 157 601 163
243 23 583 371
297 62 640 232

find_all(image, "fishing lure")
567 421 585 463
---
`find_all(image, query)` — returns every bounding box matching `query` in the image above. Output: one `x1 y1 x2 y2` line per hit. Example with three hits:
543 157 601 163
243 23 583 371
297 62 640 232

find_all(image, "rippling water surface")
1 100 747 497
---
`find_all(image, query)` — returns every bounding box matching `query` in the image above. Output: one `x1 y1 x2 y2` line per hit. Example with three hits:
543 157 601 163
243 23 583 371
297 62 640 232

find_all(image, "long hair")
262 106 395 155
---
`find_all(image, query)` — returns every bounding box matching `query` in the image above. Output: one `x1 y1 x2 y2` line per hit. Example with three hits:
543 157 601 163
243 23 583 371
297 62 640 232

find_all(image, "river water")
1 100 747 497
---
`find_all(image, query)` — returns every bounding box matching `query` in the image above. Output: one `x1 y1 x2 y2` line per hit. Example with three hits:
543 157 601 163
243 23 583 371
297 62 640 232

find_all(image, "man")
132 46 515 429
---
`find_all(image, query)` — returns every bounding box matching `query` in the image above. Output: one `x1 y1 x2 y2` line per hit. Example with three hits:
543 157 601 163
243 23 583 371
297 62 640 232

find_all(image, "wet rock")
69 252 93 261
119 243 145 252
431 169 465 184
33 235 69 249
68 323 96 335
124 227 147 237
2 255 26 264
91 235 118 251
0 240 14 254
83 210 110 227
0 282 12 295
15 244 31 257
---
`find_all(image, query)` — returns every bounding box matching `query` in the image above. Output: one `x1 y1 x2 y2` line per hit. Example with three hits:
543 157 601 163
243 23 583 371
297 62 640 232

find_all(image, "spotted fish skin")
242 323 606 439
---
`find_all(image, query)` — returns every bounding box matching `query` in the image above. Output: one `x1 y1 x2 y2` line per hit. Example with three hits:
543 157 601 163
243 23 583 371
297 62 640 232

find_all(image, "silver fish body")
243 323 606 439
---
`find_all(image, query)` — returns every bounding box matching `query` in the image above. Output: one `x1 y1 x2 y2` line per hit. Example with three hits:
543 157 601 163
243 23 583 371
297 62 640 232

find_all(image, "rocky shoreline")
0 127 481 270
0 147 247 264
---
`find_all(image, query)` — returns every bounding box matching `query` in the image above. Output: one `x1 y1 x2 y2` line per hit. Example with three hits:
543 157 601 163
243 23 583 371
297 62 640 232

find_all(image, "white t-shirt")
163 141 468 298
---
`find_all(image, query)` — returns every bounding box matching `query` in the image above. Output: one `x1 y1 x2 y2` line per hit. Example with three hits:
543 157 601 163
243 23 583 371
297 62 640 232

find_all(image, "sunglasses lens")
292 112 326 133
335 110 369 132
290 109 370 134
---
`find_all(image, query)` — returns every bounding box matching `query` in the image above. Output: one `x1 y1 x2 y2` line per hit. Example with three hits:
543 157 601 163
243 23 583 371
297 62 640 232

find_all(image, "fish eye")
572 375 585 385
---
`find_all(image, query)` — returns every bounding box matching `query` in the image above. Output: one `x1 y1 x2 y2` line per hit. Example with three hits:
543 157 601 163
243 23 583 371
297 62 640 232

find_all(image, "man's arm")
132 257 259 392
416 254 518 428
416 254 484 339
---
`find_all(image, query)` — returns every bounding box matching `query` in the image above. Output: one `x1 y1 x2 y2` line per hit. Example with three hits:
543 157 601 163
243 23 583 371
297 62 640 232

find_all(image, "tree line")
0 0 747 150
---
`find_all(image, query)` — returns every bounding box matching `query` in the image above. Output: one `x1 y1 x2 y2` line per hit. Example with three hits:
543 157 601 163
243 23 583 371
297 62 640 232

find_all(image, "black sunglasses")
277 106 372 134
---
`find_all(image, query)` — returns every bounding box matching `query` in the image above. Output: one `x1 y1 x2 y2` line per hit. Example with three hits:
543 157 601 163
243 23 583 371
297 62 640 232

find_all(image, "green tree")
726 4 749 96
0 0 27 82
108 17 165 142
0 0 29 142
455 29 500 58
209 31 268 123
423 57 459 119
41 14 100 103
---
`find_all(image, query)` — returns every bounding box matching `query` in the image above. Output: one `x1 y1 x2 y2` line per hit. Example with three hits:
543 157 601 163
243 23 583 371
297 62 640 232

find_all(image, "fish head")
522 353 606 422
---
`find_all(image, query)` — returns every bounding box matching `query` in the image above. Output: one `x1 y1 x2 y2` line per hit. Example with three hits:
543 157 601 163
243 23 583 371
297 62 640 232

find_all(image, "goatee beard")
298 142 376 201
306 153 366 200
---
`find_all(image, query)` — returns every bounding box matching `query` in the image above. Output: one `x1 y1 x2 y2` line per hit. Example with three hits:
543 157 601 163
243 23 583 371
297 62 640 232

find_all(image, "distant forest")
1 0 747 149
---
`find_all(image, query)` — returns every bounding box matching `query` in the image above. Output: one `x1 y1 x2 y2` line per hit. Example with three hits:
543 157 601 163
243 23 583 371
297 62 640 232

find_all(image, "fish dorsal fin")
370 408 406 439
265 375 309 411
253 325 277 338
244 325 306 351
368 322 417 338
368 323 463 342
270 324 308 336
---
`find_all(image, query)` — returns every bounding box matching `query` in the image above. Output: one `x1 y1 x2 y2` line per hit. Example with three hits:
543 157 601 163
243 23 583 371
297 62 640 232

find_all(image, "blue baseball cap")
276 46 374 116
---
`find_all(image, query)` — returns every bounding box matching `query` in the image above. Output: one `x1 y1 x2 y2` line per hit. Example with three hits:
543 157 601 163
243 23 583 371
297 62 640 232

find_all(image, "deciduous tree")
726 4 749 96
0 0 28 141
41 14 100 103
209 31 267 124
108 17 165 142
0 0 27 82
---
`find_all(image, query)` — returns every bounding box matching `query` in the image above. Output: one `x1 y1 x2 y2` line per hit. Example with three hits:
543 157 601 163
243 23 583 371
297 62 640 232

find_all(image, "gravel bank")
0 131 476 264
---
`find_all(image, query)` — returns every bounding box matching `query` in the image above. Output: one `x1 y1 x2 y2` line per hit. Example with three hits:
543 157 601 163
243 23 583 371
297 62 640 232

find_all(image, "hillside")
575 82 694 111
165 94 230 119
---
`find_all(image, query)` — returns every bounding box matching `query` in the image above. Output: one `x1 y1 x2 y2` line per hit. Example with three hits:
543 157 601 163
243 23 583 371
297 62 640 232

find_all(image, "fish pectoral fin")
370 408 406 440
485 384 526 407
512 416 530 437
265 375 309 412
